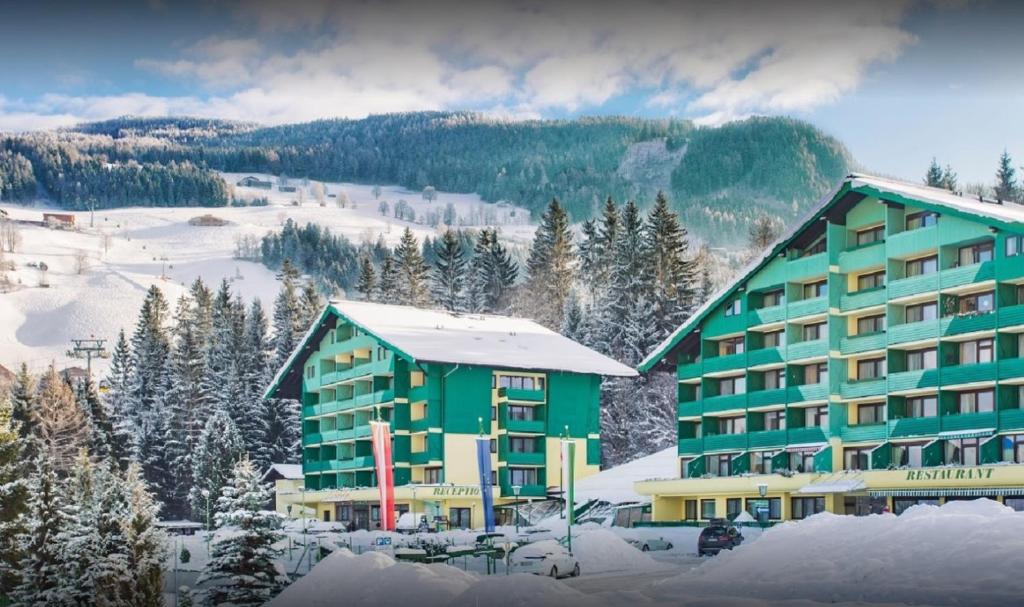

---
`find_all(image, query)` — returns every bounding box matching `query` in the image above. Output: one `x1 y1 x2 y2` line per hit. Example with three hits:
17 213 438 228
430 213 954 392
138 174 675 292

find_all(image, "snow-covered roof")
797 479 866 494
263 463 304 481
574 446 678 505
639 173 1024 372
266 300 636 399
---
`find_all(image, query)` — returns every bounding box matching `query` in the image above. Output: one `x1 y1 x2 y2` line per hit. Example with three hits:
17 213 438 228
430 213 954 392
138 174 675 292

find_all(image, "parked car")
626 537 674 552
475 533 518 557
396 512 431 534
697 520 743 556
509 540 581 578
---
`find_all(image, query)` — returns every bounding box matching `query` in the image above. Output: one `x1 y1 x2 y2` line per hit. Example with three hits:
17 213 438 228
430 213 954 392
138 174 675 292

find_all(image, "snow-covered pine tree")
189 411 245 525
75 376 118 463
241 299 275 463
255 398 301 470
105 329 134 449
376 252 399 303
431 229 467 311
925 157 945 188
197 457 288 607
11 452 66 607
356 255 376 301
601 201 650 361
524 198 575 329
272 260 303 369
120 463 166 607
202 280 240 416
8 363 36 440
393 227 431 307
138 411 173 514
560 290 587 343
33 364 90 474
298 281 323 328
466 229 517 314
0 394 28 597
644 191 695 343
127 286 172 436
54 450 101 606
995 150 1019 203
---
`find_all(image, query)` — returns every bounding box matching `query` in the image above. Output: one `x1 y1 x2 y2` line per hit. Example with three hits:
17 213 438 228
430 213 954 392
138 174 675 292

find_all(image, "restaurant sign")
904 467 995 481
431 486 481 497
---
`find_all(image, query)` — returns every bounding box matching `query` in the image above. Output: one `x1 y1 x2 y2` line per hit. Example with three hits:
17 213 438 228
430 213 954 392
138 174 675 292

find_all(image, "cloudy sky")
1 0 1022 183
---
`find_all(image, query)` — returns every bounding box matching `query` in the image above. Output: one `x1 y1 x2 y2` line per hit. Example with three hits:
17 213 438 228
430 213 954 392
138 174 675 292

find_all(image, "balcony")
997 255 1024 281
788 297 827 320
888 272 939 300
702 393 747 413
887 225 937 259
787 426 827 445
838 242 885 273
1000 304 1024 329
501 483 547 499
840 378 887 399
506 417 546 434
408 384 430 403
889 416 941 437
1000 408 1024 431
505 451 545 466
787 339 827 361
941 411 997 432
505 387 546 402
840 332 887 355
888 319 939 345
749 304 786 326
747 388 787 408
677 401 701 418
786 252 828 280
840 287 887 312
678 437 703 455
1000 357 1024 380
703 433 747 452
840 423 888 443
409 417 433 433
747 429 787 449
747 347 784 367
940 312 996 337
887 369 939 393
787 383 828 403
320 358 393 387
941 361 997 386
941 261 994 290
703 352 747 374
677 361 702 380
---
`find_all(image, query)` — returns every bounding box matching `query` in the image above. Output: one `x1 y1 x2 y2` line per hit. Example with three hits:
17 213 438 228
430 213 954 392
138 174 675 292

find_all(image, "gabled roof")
266 300 637 399
638 173 1024 372
262 463 304 481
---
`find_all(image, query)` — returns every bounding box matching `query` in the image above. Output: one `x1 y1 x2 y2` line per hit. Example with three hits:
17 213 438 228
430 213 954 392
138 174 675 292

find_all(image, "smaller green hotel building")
636 174 1024 522
265 301 635 529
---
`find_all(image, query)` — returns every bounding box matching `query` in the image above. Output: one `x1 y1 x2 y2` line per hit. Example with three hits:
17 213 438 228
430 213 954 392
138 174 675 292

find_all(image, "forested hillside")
0 112 853 242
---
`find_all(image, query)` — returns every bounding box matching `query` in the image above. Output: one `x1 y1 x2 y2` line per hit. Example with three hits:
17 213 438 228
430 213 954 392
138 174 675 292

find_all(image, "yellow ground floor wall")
638 464 1024 522
544 436 599 484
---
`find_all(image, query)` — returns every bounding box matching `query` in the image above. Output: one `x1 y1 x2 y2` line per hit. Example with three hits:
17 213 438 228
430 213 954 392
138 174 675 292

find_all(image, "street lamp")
512 485 522 534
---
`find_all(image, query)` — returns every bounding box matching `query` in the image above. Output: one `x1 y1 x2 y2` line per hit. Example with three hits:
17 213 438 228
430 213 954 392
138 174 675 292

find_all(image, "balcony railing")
747 388 787 408
941 361 997 386
840 332 887 355
504 387 546 402
888 319 939 345
787 297 827 319
941 261 994 290
839 287 887 312
888 272 939 300
887 369 939 393
787 339 827 361
703 352 747 374
787 383 828 403
839 378 887 399
702 393 746 414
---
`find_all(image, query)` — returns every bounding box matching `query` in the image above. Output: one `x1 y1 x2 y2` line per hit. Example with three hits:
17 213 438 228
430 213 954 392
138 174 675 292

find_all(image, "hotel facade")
636 174 1024 522
265 301 635 530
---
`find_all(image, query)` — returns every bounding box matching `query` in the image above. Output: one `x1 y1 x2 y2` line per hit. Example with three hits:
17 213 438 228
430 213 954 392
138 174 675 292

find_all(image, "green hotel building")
636 174 1024 521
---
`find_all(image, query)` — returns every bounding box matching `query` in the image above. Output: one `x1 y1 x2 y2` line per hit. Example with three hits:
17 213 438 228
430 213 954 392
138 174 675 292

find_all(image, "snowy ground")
0 174 533 374
178 499 1024 607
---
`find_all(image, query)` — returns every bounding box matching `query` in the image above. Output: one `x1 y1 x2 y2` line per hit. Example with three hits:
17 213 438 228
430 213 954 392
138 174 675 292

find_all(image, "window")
906 301 938 323
804 363 828 385
857 270 886 291
724 298 742 316
322 510 332 522
764 410 786 430
959 338 994 364
720 336 745 355
957 241 994 266
856 225 885 246
857 314 886 334
491 471 497 486
803 280 828 299
745 497 782 521
680 458 693 479
791 497 826 520
906 395 938 418
424 467 442 484
491 406 497 421
450 508 472 529
957 291 994 315
719 375 746 396
945 438 981 466
306 365 315 379
906 347 938 371
857 357 886 380
700 499 717 519
1007 235 1024 257
764 368 786 390
685 499 698 520
508 437 536 453
802 406 827 428
893 497 940 515
410 371 425 387
508 467 538 486
906 255 938 277
752 450 777 474
718 415 747 435
1002 435 1024 464
893 443 926 468
957 389 995 414
707 453 732 477
844 447 872 471
337 505 352 521
803 322 826 341
490 439 497 454
508 405 535 421
376 346 388 360
804 238 827 256
763 330 785 348
1005 497 1024 512
726 498 742 521
762 289 785 307
906 211 938 230
791 449 816 473
858 402 885 424
498 375 544 390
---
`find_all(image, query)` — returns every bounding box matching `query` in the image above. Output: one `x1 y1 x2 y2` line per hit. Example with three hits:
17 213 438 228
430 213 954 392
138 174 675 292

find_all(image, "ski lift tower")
66 337 110 381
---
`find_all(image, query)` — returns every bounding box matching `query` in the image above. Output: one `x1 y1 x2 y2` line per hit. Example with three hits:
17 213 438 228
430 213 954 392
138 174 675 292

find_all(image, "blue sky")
1 0 1021 185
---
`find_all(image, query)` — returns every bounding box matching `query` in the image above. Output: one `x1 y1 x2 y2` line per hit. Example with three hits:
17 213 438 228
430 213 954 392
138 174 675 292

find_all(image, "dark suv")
697 519 744 556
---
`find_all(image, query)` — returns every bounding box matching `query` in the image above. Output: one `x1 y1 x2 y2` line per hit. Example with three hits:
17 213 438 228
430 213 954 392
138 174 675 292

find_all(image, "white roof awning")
797 479 866 494
936 428 995 440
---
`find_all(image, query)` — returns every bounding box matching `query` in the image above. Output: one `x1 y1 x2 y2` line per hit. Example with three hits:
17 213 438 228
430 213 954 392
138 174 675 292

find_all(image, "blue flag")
476 437 496 532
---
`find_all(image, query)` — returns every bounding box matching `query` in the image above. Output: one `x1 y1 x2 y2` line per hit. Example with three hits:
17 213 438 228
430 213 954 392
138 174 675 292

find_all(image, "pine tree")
603 201 650 361
376 253 399 302
644 191 695 342
120 463 166 607
466 229 517 314
747 215 779 253
393 227 431 307
298 281 323 328
356 255 376 301
189 411 245 525
431 229 467 311
941 164 959 192
995 150 1018 203
34 364 90 473
256 399 301 470
272 260 303 369
925 157 945 187
524 198 575 329
105 329 133 447
12 453 66 607
75 376 118 462
197 457 288 607
560 291 586 342
8 363 36 441
0 394 28 597
54 451 101 606
128 286 172 433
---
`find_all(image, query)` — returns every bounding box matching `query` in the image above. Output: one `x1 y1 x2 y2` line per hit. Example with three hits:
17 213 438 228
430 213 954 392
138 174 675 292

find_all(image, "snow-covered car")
509 540 580 578
395 512 431 534
475 533 518 556
626 537 674 552
515 527 556 543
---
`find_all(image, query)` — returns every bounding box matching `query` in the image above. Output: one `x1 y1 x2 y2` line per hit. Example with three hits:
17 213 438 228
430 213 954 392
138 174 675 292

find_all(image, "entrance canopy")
936 428 995 440
797 479 866 494
870 487 1024 497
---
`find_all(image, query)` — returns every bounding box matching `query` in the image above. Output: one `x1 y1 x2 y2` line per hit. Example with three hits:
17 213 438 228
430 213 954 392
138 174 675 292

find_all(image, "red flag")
370 420 395 531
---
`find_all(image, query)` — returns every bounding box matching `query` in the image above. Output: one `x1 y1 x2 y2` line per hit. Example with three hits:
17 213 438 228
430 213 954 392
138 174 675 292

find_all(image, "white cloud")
0 0 918 130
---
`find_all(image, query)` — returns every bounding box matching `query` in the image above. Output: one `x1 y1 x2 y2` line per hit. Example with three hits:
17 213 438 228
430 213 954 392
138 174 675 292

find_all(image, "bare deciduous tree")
73 249 89 275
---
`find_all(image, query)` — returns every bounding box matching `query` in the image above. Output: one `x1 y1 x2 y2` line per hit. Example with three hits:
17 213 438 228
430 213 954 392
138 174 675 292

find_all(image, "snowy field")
173 499 1024 607
0 175 532 373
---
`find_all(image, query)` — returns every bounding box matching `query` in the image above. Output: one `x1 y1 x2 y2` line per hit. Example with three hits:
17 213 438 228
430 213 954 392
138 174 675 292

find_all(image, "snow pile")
649 499 1024 606
573 446 677 505
456 574 594 607
571 529 664 573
